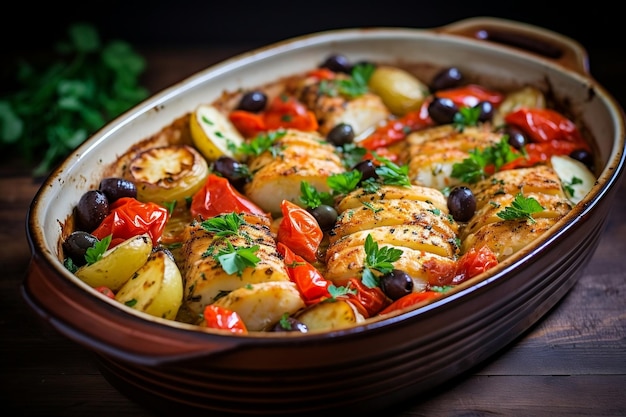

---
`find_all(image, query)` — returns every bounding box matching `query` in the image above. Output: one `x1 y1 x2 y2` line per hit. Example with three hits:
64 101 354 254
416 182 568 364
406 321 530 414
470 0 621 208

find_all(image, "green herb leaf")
1 23 148 176
362 234 403 287
300 181 334 209
215 241 260 276
496 193 544 223
327 170 362 195
201 212 245 237
451 137 521 183
84 234 112 265
563 176 583 198
453 106 481 131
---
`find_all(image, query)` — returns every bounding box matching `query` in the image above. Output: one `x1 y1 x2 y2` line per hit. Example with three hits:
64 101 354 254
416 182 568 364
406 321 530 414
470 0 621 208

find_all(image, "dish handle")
437 17 590 76
21 254 243 366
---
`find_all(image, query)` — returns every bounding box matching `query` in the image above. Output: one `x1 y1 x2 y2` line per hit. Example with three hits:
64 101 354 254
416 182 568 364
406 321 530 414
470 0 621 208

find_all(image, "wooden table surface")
1 47 625 417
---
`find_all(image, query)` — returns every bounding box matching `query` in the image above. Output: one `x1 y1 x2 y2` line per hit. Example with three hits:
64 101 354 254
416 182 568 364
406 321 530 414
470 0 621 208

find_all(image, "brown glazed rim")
23 18 626 365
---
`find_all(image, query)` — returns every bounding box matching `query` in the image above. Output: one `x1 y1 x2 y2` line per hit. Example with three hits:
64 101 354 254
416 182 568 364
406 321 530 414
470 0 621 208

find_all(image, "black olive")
447 186 476 222
327 123 355 147
270 316 309 333
63 231 99 266
570 149 594 170
75 190 109 232
474 101 494 123
379 269 414 301
212 156 250 191
430 67 464 91
99 177 137 202
503 126 528 150
320 54 351 74
237 90 267 113
308 204 338 232
353 159 379 184
428 97 458 125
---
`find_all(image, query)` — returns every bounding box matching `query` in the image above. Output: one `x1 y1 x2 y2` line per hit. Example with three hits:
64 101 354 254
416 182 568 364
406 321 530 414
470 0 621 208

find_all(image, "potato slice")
212 281 305 332
368 65 429 115
296 299 365 331
190 104 245 160
115 250 183 320
75 234 152 291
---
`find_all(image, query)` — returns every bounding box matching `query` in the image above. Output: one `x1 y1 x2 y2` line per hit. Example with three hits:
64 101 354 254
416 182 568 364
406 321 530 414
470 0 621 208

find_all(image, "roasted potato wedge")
75 234 153 291
296 299 365 331
115 250 184 320
212 281 306 331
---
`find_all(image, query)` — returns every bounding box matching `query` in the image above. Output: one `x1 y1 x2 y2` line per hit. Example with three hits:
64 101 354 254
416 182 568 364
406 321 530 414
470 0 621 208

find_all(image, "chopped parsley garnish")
563 176 583 198
299 181 334 209
453 106 482 131
451 136 521 183
84 234 112 265
200 212 246 238
231 130 286 157
362 234 403 288
214 241 260 276
497 192 545 224
319 63 375 98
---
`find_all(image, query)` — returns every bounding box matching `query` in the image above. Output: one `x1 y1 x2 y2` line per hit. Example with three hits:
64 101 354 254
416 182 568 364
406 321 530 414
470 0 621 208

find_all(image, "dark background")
3 0 624 104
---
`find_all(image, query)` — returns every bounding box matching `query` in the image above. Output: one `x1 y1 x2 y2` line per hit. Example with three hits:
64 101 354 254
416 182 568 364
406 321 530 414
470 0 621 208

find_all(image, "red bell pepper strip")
202 305 248 334
190 174 267 220
435 84 505 108
504 108 586 143
229 94 318 137
276 200 323 263
277 242 331 305
91 197 169 248
378 291 441 315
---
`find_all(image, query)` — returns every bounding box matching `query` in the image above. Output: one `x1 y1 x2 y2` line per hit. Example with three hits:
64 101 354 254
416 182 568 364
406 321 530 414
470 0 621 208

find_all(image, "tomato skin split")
276 200 323 263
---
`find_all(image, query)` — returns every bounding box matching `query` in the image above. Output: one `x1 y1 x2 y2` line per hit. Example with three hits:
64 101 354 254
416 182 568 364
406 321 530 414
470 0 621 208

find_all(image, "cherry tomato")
378 291 441 315
344 277 390 318
435 84 505 108
90 197 169 248
263 95 319 132
278 243 331 305
94 286 115 299
190 174 267 220
504 108 586 144
359 102 433 150
501 140 587 170
306 67 336 80
201 305 248 334
276 200 323 263
453 246 499 285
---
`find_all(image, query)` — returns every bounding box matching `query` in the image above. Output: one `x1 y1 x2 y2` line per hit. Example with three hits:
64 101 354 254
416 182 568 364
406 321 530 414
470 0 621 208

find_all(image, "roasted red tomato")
201 305 248 334
263 94 319 132
345 277 390 318
94 286 115 299
90 197 169 248
359 102 433 150
190 174 267 219
228 110 266 138
278 242 331 305
276 200 323 263
378 291 441 315
453 246 499 285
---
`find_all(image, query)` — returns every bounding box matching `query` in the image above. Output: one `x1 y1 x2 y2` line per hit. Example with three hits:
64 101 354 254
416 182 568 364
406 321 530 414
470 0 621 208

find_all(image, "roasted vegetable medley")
61 54 596 334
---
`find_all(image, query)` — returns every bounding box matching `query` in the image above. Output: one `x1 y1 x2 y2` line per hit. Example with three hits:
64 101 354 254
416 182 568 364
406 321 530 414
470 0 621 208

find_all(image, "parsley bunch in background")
0 23 148 176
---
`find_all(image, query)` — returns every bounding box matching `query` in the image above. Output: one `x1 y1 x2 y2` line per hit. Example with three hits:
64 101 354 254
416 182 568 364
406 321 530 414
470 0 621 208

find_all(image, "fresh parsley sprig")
200 212 246 237
214 241 261 276
0 23 148 176
453 107 482 132
362 234 403 288
497 192 544 224
85 234 112 265
451 136 521 183
319 63 375 99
